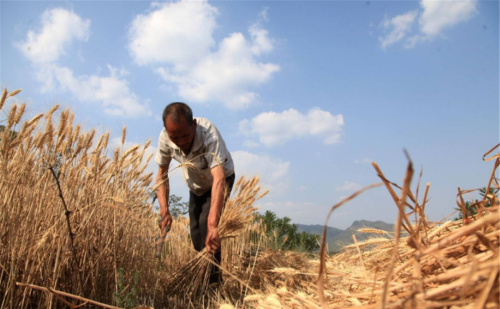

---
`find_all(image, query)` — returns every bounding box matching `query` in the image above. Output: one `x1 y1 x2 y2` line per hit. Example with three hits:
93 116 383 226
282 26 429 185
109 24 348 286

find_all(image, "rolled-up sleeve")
155 131 172 167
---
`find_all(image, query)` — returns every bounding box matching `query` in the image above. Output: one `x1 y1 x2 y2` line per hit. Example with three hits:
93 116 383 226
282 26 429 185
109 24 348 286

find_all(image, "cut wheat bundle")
163 176 268 297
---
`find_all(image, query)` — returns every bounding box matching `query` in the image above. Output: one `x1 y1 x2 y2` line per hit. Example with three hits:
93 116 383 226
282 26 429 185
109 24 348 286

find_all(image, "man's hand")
205 227 221 254
159 212 173 231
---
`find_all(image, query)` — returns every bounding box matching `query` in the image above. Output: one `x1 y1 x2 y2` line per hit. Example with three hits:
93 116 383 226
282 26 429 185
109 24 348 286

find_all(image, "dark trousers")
189 173 235 283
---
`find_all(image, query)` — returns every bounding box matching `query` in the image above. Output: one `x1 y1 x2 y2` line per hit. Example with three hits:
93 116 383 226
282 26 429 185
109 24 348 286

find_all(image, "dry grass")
1 87 498 309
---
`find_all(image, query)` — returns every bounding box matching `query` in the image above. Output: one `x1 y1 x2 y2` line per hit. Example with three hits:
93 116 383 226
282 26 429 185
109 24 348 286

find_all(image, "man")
155 102 235 284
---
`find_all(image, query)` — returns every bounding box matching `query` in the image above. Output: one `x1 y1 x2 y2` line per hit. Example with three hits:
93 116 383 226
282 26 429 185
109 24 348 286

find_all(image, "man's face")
164 115 197 153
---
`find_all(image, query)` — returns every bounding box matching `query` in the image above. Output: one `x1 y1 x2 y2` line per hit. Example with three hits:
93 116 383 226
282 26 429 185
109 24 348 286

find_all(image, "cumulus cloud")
249 22 274 56
419 0 478 37
379 10 418 50
231 150 290 195
129 1 279 109
379 0 478 49
17 8 151 118
38 65 152 117
128 1 217 67
336 181 362 192
239 108 344 147
404 34 423 49
16 8 90 64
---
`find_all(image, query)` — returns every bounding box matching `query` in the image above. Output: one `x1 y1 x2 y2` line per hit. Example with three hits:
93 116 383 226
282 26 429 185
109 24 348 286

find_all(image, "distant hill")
296 224 343 238
297 220 394 252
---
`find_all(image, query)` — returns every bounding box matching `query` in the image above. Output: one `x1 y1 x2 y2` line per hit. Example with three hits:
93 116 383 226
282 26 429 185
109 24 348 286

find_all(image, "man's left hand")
206 227 221 254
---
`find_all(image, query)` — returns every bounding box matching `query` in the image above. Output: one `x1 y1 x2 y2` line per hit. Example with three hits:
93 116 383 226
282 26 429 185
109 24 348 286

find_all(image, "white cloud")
239 108 344 147
249 22 274 56
129 1 279 109
379 0 478 49
37 64 152 117
258 7 270 22
419 0 478 37
128 1 217 67
243 140 260 148
379 10 418 50
354 158 372 164
16 8 90 64
231 150 290 196
404 34 423 49
158 30 279 109
18 8 151 118
336 181 362 192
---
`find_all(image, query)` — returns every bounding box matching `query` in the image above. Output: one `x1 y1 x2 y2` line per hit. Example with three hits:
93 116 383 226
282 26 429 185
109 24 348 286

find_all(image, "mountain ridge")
297 220 394 252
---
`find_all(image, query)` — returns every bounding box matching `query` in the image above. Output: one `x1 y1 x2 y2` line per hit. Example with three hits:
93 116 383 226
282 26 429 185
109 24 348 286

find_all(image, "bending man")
155 102 235 284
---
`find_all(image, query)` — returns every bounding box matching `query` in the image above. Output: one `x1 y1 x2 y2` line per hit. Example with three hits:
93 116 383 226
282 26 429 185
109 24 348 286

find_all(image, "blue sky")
1 0 498 229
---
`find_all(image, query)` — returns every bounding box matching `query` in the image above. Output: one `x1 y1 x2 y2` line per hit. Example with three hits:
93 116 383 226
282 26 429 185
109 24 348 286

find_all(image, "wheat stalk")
358 228 388 235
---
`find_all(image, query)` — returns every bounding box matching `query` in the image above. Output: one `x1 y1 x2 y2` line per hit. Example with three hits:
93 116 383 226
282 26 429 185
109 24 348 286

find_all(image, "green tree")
168 194 189 218
151 193 189 218
255 210 319 252
454 187 496 221
0 125 18 142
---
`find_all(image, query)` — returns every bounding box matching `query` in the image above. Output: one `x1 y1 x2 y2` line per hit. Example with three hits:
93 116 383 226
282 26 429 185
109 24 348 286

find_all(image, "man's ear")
193 119 197 130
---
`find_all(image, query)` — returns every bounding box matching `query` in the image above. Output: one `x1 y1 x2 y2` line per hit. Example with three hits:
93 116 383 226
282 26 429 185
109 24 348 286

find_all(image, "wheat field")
1 88 498 308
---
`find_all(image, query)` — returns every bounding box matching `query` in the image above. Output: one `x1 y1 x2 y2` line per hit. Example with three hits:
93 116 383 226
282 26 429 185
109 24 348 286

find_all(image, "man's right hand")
159 212 173 231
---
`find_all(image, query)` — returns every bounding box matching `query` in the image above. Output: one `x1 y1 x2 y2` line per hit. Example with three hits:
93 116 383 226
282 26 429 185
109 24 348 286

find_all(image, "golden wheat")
2 86 498 309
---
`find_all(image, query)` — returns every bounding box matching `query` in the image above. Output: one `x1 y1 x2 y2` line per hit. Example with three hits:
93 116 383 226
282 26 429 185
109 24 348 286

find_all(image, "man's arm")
206 165 226 254
156 164 172 231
